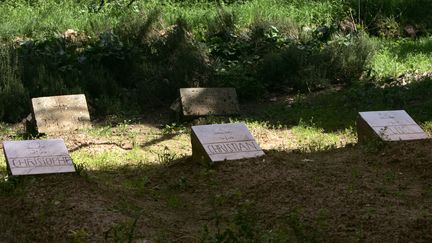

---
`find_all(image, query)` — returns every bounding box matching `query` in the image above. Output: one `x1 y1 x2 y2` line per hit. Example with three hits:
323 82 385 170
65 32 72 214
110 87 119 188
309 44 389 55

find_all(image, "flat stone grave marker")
357 110 428 142
191 123 265 162
32 94 91 133
3 139 75 176
180 88 240 116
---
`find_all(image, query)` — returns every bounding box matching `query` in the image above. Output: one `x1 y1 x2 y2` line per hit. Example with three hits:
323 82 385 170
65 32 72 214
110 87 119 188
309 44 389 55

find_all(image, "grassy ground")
0 0 432 241
1 0 429 79
370 37 432 80
0 0 345 40
1 0 431 122
1 79 432 241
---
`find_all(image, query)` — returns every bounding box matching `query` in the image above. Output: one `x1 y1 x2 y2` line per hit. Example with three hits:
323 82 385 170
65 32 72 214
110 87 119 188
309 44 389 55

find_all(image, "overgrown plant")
0 44 28 122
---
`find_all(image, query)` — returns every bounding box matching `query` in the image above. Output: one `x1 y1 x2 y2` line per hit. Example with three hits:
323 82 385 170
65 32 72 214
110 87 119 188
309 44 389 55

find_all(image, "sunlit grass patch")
0 157 6 174
369 37 432 80
291 121 356 152
83 125 114 138
71 149 144 170
0 0 346 40
234 0 345 28
422 121 432 136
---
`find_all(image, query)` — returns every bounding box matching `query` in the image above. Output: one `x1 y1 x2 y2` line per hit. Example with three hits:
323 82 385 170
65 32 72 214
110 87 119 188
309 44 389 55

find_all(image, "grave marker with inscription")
357 110 428 142
3 139 75 176
180 88 240 116
32 94 91 133
191 123 265 162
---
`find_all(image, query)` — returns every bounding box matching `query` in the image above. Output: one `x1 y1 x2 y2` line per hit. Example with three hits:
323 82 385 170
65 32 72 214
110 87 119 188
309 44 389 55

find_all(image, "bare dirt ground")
0 108 432 242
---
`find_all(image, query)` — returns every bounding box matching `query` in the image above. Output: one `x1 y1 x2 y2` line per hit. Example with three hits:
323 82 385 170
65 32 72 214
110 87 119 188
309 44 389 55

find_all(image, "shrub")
0 44 28 122
257 31 376 92
324 32 376 84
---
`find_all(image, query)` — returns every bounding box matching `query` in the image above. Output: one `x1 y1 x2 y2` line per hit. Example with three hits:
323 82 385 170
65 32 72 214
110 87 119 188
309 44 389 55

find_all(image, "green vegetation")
0 0 430 121
370 38 432 80
0 0 431 241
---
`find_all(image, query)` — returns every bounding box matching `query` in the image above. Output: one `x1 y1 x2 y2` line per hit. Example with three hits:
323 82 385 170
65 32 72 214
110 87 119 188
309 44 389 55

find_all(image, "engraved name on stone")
358 110 428 141
206 141 261 155
3 139 75 176
10 156 73 168
191 123 264 162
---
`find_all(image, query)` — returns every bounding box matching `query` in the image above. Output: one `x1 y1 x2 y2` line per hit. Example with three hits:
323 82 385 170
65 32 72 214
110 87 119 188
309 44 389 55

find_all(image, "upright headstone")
191 123 265 163
3 139 75 176
32 94 91 133
357 110 428 142
180 88 240 117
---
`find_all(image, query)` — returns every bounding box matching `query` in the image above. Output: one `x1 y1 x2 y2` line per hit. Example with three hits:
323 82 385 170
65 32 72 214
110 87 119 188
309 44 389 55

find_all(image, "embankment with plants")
0 0 431 122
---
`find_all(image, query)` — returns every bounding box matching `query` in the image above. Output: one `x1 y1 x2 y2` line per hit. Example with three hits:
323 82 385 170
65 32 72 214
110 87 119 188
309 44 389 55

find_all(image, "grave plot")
191 123 265 162
179 88 240 117
32 94 91 133
3 139 75 176
357 110 429 142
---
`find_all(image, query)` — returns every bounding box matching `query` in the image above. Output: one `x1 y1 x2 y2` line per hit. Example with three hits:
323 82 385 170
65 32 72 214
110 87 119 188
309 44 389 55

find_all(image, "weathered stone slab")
180 88 240 116
357 110 428 142
191 123 265 162
2 139 75 176
32 94 91 133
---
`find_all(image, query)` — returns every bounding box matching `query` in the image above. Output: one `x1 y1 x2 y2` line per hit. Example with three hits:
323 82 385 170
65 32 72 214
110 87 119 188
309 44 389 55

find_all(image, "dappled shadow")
139 133 178 148
391 38 432 59
242 77 432 132
349 0 432 34
2 140 432 242
3 10 210 123
15 75 432 137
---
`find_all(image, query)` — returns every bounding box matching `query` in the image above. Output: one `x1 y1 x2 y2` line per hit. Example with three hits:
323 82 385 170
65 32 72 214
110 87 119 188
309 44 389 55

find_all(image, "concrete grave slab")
32 94 91 133
357 110 428 142
3 139 75 176
191 123 264 162
180 88 240 116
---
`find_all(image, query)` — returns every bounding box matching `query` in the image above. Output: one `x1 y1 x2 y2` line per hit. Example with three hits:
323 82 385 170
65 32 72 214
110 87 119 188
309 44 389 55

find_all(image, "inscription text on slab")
192 123 264 162
206 141 261 155
3 139 75 176
359 110 428 141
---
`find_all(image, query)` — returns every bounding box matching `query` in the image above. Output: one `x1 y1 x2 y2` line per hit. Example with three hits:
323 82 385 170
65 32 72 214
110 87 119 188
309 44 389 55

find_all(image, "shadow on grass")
139 133 178 148
392 38 432 59
2 140 432 242
244 77 432 132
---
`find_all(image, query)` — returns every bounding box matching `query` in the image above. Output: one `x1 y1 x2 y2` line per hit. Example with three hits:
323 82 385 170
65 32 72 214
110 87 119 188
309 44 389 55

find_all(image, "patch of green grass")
0 0 347 40
291 121 355 152
154 146 178 165
0 156 6 174
249 77 432 133
369 37 432 80
230 0 346 29
0 123 13 136
422 121 432 135
83 126 114 137
71 149 146 170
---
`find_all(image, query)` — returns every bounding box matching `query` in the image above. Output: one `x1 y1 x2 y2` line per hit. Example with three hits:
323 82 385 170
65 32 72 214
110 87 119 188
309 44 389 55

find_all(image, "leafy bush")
257 31 376 92
0 0 427 122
